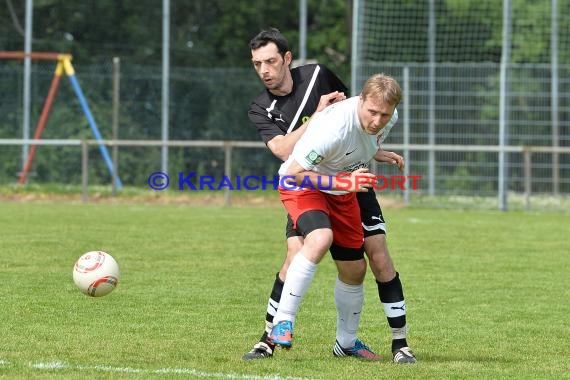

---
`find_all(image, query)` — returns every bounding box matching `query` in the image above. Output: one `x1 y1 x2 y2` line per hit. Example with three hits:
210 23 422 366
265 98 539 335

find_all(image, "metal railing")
1 138 569 209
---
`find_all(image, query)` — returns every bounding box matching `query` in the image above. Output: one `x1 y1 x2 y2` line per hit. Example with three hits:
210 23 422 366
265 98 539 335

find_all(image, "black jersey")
248 64 348 144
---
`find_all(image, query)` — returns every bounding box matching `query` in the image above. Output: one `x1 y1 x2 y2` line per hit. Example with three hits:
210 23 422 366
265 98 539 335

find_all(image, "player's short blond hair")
361 73 402 106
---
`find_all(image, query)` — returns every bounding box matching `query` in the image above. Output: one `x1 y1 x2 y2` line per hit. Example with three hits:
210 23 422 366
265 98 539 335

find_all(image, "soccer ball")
73 251 120 297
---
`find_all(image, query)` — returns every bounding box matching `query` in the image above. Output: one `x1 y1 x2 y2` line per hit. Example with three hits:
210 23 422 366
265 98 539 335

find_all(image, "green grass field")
1 201 569 379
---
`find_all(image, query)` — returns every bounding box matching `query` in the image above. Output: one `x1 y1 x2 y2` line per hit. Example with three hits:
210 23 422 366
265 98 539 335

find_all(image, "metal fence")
1 62 569 211
1 137 569 211
358 63 570 202
353 0 570 211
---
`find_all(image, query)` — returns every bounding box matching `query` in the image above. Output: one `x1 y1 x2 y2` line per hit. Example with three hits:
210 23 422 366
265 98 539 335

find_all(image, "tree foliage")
0 0 352 76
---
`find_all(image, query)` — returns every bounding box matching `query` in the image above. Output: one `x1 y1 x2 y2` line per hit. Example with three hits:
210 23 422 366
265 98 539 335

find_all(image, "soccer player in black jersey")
243 28 417 364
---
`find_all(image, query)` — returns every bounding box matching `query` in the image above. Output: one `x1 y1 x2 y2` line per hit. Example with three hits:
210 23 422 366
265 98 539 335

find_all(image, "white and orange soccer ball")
73 251 120 297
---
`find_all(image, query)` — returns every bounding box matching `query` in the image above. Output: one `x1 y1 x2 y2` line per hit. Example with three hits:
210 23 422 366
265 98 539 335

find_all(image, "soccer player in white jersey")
269 74 403 358
245 28 416 364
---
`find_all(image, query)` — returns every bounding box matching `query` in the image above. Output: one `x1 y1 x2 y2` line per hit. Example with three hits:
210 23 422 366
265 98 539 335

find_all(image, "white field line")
0 359 314 380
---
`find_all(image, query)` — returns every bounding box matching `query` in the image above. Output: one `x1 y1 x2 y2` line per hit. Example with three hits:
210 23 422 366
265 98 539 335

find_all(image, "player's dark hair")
249 28 290 57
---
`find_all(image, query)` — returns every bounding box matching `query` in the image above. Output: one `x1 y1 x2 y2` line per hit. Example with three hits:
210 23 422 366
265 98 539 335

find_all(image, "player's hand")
336 168 374 192
374 150 405 171
316 91 346 112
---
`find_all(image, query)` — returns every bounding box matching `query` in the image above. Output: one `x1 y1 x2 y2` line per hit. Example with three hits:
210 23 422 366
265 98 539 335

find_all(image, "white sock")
273 253 317 325
334 277 364 348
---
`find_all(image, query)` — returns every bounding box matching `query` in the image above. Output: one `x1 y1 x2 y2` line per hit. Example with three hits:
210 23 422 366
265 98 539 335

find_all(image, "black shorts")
356 190 387 238
285 190 387 239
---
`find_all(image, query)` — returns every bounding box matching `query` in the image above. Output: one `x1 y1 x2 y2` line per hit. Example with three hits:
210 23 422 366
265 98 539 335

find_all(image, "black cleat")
393 346 417 364
242 341 274 361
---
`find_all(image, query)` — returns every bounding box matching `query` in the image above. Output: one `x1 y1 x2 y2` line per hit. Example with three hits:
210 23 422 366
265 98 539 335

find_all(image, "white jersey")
279 96 398 195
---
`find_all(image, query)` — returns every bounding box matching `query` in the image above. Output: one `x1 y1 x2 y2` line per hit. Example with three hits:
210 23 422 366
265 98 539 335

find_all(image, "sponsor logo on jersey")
342 162 369 173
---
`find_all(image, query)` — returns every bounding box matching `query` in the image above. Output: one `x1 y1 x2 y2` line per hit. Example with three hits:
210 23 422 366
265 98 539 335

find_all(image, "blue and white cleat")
269 320 293 349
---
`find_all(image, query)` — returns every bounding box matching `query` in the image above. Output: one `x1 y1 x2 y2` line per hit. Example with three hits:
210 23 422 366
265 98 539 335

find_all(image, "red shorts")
279 188 363 249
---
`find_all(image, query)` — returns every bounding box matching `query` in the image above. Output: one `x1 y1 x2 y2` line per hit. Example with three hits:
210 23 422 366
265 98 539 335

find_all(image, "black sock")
260 272 283 347
377 272 408 352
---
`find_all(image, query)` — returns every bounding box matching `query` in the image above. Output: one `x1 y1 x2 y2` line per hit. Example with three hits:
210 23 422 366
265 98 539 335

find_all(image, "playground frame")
0 51 122 188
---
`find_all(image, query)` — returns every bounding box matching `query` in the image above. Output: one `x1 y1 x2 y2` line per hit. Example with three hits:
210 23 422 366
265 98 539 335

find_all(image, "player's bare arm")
267 125 309 161
284 161 373 192
374 150 405 171
332 167 375 192
267 91 347 161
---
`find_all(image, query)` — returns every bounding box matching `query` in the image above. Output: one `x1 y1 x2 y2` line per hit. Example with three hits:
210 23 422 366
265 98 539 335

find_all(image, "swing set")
0 51 122 188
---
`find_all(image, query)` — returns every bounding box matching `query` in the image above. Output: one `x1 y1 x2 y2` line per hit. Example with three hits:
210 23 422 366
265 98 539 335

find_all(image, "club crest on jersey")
305 150 324 165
